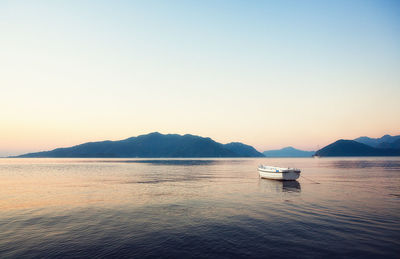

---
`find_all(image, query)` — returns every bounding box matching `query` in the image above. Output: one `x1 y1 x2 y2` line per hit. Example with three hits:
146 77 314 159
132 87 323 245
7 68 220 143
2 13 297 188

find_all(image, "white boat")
258 165 301 181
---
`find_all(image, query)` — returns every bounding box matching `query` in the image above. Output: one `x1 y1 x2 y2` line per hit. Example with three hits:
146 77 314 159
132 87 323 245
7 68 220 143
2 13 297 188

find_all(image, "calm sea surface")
0 158 399 258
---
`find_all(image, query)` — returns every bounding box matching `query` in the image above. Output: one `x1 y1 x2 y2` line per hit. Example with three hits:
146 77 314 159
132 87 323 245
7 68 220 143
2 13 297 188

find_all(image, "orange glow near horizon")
1 126 400 156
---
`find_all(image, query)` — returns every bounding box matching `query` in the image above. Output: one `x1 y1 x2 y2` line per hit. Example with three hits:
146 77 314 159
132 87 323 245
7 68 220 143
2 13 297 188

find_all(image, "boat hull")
258 169 300 181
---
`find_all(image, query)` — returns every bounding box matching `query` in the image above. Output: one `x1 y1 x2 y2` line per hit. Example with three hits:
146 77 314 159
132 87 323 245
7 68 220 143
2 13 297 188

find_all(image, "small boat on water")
258 165 301 181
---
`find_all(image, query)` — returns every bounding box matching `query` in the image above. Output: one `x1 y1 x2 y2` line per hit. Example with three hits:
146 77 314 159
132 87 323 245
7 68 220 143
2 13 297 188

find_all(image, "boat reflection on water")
258 179 301 193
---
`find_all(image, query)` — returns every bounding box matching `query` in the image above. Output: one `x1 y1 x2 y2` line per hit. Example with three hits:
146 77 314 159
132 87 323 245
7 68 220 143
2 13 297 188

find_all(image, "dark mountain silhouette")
16 132 265 158
377 139 400 149
354 134 400 148
263 147 315 157
224 142 264 157
315 139 400 157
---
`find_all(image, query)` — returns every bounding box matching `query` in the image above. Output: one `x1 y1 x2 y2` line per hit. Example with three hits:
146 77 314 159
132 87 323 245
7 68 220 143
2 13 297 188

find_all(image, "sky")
1 0 400 156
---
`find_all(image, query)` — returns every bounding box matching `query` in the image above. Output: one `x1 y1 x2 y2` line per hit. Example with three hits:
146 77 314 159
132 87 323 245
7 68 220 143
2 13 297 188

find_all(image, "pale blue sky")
1 0 400 156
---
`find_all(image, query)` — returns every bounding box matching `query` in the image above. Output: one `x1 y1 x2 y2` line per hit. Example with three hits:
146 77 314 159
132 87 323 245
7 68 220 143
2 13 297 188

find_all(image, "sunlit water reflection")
0 158 399 258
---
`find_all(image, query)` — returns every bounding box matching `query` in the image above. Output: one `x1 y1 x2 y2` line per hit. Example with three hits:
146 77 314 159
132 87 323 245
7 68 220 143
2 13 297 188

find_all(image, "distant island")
263 147 314 157
262 134 400 158
15 132 264 158
315 135 400 157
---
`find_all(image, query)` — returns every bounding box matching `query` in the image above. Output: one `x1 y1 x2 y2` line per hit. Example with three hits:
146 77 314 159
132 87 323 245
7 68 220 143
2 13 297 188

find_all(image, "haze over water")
0 158 399 258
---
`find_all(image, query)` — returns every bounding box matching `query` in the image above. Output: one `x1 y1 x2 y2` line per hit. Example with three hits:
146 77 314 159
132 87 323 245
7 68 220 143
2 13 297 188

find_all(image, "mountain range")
354 135 400 149
263 147 314 157
315 135 400 157
13 132 400 158
16 132 264 158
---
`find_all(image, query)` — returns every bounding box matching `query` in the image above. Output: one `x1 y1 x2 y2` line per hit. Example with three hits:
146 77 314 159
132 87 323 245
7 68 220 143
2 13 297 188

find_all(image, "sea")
0 157 399 258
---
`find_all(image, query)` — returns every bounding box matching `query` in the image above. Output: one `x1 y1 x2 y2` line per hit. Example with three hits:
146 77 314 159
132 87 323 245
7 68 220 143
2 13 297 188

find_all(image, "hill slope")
377 139 400 149
263 147 315 157
16 132 265 158
354 134 400 148
315 140 400 157
224 142 264 157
